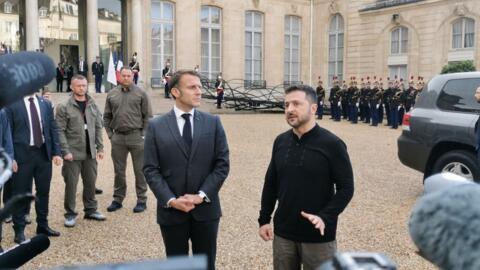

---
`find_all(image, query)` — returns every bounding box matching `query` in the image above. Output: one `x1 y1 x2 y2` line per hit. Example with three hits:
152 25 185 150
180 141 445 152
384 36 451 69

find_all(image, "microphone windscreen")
0 234 50 268
0 51 55 107
409 184 480 270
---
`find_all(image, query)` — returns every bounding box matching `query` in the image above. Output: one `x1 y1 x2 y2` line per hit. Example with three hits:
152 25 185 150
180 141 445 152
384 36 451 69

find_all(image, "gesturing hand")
301 211 325 235
170 197 195 213
259 224 273 241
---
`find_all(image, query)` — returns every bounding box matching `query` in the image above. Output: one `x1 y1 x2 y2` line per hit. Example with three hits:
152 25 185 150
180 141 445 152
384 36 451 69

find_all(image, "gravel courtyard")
7 92 434 269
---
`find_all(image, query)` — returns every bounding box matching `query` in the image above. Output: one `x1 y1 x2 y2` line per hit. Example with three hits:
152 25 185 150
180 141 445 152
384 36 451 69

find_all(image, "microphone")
0 193 35 222
409 184 480 270
0 51 55 107
0 234 50 269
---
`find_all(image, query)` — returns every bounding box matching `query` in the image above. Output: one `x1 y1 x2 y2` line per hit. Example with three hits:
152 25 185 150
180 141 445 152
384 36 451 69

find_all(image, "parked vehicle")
398 72 480 181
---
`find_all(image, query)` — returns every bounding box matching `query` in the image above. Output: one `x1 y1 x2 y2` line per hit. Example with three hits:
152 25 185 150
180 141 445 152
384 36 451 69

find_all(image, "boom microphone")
409 184 480 269
0 51 55 107
0 234 50 269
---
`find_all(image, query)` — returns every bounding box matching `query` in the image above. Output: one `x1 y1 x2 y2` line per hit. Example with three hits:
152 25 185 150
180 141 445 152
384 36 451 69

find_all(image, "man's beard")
286 113 310 129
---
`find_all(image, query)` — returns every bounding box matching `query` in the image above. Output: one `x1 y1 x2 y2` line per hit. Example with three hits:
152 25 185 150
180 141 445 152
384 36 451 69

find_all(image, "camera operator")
0 108 13 252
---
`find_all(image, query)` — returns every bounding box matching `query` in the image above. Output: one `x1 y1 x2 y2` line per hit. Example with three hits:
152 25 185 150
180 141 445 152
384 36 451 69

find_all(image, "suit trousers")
160 217 219 270
110 131 147 204
12 145 52 230
273 235 336 270
95 75 102 93
62 158 98 218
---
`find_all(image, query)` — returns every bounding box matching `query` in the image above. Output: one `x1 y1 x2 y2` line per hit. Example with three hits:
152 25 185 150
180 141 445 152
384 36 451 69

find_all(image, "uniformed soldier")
340 80 349 120
316 77 325 119
390 78 401 129
369 77 380 126
383 78 393 126
363 77 372 124
329 76 341 121
378 78 385 124
350 78 360 124
398 79 407 126
359 78 367 121
347 77 356 122
405 76 416 112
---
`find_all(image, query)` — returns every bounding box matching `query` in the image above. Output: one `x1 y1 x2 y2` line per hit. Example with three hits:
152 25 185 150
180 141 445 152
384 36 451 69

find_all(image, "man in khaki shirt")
104 67 152 213
56 74 106 227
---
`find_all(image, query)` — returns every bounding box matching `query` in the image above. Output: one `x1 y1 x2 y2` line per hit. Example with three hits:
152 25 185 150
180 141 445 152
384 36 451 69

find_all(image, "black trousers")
56 78 63 92
12 145 52 231
160 217 219 270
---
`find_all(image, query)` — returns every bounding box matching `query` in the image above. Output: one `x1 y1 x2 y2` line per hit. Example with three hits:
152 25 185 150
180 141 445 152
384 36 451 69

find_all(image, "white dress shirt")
23 95 44 146
173 105 194 136
166 105 209 207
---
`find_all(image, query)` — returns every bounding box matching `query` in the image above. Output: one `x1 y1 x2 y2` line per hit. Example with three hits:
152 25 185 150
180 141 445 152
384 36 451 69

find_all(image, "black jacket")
143 109 230 225
259 125 354 242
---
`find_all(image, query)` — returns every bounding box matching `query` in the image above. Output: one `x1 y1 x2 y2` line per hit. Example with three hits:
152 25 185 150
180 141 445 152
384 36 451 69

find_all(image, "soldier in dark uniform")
340 80 348 120
66 64 74 92
363 78 372 124
390 79 401 129
162 60 172 98
329 77 341 121
92 56 104 93
405 76 416 112
359 78 366 121
378 78 385 124
383 78 393 126
347 77 356 122
316 77 325 119
349 78 360 124
369 78 381 126
398 79 408 125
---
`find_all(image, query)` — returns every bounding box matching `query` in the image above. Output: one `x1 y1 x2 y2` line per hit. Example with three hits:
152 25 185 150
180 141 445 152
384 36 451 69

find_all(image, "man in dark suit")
92 56 104 93
5 94 63 243
56 63 64 92
78 56 88 77
143 70 230 270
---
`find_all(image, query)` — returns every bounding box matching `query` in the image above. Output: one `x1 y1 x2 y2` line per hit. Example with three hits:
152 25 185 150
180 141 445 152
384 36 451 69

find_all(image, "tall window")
4 1 12 14
452 17 475 49
284 15 301 83
151 1 175 78
39 7 48 18
201 6 221 79
328 14 344 86
245 11 263 81
391 26 408 54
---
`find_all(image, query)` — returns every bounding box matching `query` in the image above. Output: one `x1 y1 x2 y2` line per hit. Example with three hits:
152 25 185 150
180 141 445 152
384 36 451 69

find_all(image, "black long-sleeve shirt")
259 124 354 243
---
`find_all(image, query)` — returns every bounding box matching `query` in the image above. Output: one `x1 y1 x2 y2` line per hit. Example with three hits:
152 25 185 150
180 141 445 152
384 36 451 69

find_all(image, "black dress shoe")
36 226 61 237
95 188 103 195
107 201 122 212
14 232 25 244
133 203 146 213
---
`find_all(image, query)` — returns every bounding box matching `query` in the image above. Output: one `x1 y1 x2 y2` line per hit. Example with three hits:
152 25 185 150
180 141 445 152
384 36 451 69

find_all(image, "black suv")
398 72 480 181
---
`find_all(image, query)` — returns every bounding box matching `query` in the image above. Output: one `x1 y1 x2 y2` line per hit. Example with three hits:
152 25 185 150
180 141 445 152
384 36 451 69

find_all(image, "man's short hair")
71 74 86 82
285 85 317 104
120 66 132 73
169 70 201 90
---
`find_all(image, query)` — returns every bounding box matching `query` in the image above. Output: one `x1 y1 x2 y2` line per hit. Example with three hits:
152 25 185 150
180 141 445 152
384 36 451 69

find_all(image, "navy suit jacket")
143 109 230 226
6 97 61 163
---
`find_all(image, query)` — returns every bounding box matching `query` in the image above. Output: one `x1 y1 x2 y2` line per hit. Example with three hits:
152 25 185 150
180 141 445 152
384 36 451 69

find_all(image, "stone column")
131 0 143 85
86 0 99 85
25 0 39 51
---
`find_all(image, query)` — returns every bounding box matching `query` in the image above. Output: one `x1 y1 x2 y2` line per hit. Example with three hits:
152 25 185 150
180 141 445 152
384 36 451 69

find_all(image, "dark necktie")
182 113 192 150
29 97 42 147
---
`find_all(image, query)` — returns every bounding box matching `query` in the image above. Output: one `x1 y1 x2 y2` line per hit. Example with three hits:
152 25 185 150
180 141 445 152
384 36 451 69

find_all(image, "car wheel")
432 150 480 182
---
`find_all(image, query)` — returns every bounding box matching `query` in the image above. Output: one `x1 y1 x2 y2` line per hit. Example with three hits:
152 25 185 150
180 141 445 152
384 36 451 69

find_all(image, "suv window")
437 78 480 113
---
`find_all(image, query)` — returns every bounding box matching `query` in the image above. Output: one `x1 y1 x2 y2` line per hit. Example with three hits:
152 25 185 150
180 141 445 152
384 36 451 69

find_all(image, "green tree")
441 60 476 74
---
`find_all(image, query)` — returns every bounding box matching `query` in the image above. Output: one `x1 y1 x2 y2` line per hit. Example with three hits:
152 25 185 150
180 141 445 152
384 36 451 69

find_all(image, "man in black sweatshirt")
258 85 354 270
